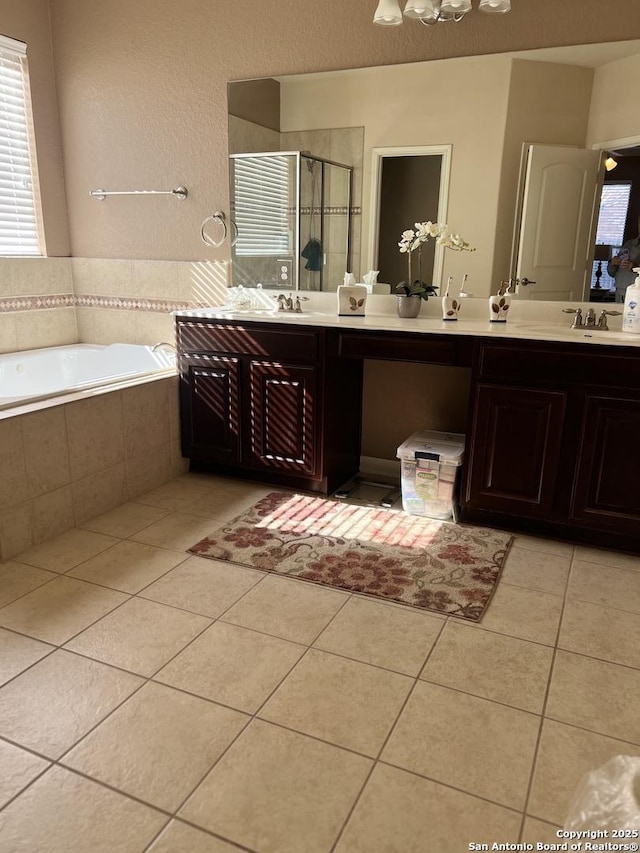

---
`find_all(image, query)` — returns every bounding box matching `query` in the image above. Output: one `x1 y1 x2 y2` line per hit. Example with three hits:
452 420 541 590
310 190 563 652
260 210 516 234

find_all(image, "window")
0 34 41 256
232 154 292 257
596 181 632 246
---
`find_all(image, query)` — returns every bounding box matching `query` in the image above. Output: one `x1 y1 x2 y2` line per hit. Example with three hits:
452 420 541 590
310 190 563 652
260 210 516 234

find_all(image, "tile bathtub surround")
0 472 640 850
0 375 187 562
0 258 78 354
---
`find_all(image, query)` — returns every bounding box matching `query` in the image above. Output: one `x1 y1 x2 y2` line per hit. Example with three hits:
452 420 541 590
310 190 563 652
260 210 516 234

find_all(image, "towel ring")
200 211 238 248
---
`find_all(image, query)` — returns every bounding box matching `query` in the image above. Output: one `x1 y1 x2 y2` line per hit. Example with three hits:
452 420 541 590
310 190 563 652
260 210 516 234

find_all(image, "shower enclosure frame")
230 150 353 291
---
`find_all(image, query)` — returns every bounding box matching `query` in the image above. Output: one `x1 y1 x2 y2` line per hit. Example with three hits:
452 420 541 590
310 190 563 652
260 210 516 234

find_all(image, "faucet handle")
597 309 622 330
562 308 583 328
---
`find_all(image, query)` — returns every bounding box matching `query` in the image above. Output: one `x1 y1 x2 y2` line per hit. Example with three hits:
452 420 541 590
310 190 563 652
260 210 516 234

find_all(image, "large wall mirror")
227 39 640 300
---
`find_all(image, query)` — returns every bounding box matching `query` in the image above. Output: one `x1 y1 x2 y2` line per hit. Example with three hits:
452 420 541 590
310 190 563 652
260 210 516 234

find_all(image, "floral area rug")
189 492 514 622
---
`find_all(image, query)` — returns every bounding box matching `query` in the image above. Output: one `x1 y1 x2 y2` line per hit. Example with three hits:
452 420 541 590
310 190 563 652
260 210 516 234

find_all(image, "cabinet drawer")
477 342 640 389
337 331 458 365
177 320 320 361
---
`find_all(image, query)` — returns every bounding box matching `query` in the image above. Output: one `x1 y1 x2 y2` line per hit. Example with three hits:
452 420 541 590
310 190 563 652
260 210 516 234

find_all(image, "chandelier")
374 0 511 26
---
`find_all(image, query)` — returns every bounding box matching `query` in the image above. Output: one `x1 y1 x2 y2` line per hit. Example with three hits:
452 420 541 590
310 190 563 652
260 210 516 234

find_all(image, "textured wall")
48 0 640 260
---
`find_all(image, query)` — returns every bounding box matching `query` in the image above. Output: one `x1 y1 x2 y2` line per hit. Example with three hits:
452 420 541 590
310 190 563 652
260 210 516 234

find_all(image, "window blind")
0 34 41 256
233 155 291 257
596 182 632 247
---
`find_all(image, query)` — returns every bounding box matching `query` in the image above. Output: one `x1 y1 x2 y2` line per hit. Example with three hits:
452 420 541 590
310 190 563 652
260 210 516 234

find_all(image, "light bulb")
478 0 511 12
440 0 472 13
374 0 403 24
404 0 437 18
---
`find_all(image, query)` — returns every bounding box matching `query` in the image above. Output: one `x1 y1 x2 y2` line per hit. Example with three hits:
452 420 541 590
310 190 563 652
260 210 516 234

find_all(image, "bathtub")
0 343 176 411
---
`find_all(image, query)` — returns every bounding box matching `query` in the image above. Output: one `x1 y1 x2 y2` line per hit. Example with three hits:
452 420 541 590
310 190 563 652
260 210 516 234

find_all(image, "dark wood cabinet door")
180 354 241 464
571 394 640 534
248 360 317 476
465 384 567 518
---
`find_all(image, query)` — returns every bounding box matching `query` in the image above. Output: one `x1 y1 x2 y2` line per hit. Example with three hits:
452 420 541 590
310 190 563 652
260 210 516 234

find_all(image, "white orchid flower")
401 229 415 241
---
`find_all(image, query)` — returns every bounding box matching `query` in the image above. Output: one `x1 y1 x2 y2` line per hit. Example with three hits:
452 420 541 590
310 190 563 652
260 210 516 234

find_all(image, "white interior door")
515 145 601 301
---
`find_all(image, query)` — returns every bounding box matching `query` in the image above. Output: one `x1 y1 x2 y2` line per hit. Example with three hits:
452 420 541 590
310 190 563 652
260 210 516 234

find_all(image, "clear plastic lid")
396 430 465 465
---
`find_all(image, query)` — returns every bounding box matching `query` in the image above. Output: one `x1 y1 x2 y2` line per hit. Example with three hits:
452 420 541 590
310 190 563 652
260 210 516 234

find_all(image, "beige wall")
0 0 69 256
48 0 640 261
492 59 594 286
587 52 640 146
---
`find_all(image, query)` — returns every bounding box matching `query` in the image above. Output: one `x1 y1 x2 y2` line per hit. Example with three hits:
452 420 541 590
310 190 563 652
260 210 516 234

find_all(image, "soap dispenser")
489 280 511 322
622 268 640 334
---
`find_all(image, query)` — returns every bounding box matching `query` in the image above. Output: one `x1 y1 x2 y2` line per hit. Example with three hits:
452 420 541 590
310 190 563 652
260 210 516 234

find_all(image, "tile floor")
0 472 639 852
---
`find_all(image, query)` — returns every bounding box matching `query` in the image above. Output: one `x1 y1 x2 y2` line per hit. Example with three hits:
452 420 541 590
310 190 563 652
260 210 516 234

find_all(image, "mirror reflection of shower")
230 151 353 291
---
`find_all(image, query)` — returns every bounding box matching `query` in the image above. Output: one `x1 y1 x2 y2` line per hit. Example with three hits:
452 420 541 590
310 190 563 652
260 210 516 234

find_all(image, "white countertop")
175 295 640 349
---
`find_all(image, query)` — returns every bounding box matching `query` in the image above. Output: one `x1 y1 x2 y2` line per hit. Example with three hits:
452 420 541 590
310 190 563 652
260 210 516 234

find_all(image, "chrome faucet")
152 341 177 353
274 293 309 313
584 308 597 328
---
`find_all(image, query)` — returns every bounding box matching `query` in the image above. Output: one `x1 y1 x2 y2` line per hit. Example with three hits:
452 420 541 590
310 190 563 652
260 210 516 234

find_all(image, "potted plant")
396 221 475 318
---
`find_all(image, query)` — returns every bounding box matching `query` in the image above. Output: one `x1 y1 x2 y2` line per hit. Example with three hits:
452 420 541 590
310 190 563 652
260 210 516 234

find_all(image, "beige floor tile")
421 621 553 713
573 545 640 572
335 763 521 852
66 540 187 594
529 719 640 826
14 528 119 573
221 574 348 645
129 511 221 551
156 621 304 713
0 765 166 853
546 650 640 744
501 547 570 596
559 600 640 669
65 597 210 676
148 821 240 852
513 535 574 557
314 596 443 675
382 681 539 810
260 648 412 756
140 555 263 618
0 740 50 808
521 817 562 845
0 649 142 758
0 561 56 608
0 628 53 687
474 583 563 646
135 478 217 512
180 486 274 520
0 576 128 645
63 681 247 812
568 560 640 614
80 501 171 538
180 719 372 853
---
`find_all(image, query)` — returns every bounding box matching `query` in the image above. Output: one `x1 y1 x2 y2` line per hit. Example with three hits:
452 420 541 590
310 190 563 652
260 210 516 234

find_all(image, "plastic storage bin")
397 430 465 520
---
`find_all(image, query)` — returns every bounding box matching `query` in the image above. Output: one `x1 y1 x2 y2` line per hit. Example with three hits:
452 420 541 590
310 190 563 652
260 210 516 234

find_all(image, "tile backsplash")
0 257 230 352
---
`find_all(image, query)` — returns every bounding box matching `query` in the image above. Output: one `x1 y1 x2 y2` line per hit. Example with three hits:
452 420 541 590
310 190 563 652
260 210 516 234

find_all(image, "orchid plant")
396 221 475 300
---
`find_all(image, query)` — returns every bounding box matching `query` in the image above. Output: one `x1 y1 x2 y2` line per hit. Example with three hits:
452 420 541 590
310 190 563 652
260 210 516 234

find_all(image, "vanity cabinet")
177 318 362 493
462 339 640 548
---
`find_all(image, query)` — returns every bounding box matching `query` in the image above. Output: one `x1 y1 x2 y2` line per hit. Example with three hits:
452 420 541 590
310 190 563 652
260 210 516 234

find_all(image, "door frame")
367 144 452 290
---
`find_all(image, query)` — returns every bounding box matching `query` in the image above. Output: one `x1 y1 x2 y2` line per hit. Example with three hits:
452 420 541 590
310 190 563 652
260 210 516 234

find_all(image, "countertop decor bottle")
441 276 460 321
622 268 640 334
489 280 511 322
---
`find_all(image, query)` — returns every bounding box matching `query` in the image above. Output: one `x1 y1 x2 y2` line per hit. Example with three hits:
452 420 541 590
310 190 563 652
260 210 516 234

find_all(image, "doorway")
368 145 451 290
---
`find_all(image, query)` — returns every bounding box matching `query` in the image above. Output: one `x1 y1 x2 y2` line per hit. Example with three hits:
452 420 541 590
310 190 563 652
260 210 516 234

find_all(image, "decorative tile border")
0 293 75 313
75 295 193 312
0 292 197 315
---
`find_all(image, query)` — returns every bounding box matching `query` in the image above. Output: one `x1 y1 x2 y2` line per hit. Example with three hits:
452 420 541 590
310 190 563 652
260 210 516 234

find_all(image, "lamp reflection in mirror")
605 155 618 171
374 0 510 25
